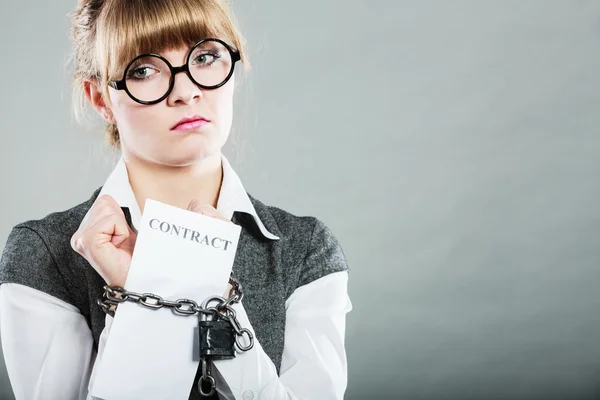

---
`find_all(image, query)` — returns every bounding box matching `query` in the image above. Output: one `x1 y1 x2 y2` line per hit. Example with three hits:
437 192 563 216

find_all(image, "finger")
80 208 126 241
187 201 230 222
93 194 121 211
72 213 125 254
82 196 123 229
124 226 137 251
186 199 206 212
87 213 132 248
83 203 119 229
82 194 127 232
117 222 137 249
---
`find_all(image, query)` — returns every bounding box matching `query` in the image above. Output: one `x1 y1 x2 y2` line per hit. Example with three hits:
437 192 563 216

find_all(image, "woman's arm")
212 270 352 400
0 282 97 400
212 218 353 399
0 224 106 400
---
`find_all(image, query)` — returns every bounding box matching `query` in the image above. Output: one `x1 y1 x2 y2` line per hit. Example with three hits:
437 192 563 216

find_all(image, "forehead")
146 39 229 56
97 0 238 77
126 40 232 69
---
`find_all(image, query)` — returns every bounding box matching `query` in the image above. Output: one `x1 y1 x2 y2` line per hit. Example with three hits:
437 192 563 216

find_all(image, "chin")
155 144 219 167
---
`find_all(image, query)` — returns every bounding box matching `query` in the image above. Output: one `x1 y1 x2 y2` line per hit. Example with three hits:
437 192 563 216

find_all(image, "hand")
71 196 234 295
185 201 234 299
70 194 137 288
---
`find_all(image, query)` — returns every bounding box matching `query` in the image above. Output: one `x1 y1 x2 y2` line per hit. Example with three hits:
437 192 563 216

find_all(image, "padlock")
198 296 236 359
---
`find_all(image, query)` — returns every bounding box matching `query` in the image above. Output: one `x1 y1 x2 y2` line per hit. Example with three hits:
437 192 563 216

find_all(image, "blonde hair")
70 0 249 150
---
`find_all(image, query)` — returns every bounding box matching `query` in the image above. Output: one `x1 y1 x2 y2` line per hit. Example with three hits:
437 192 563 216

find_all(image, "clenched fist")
70 194 137 288
71 195 234 297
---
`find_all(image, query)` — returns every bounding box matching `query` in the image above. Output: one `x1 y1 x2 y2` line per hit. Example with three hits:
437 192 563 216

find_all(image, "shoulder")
248 193 350 287
0 187 102 304
14 187 100 240
248 193 316 237
6 187 100 256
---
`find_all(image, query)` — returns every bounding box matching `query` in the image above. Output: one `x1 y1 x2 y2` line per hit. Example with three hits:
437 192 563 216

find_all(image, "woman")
0 0 352 399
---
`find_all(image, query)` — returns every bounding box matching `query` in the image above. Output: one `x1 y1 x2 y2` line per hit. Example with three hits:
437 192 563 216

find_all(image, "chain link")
97 275 242 317
95 273 252 397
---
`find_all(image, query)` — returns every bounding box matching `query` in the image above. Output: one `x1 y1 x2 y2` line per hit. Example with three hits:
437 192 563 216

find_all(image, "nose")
167 71 203 106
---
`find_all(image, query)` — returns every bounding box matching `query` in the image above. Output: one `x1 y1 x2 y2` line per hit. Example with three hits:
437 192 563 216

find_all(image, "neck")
122 152 223 215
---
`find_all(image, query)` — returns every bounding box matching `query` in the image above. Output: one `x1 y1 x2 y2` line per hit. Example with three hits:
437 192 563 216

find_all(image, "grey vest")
0 186 348 399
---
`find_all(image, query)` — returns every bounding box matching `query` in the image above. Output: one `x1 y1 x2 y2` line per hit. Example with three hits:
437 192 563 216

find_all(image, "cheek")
109 80 235 139
212 81 235 129
110 93 157 132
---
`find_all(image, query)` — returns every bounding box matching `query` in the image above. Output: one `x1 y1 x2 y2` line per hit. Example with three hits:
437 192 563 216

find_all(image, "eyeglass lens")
124 40 233 102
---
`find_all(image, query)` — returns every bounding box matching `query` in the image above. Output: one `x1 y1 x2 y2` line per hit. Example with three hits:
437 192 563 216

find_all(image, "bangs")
95 0 246 81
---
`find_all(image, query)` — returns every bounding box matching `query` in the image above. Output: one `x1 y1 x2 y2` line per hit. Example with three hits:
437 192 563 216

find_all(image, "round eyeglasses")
108 38 241 105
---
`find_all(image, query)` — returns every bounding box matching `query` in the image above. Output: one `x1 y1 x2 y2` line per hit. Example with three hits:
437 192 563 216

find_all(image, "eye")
127 65 159 80
192 52 220 67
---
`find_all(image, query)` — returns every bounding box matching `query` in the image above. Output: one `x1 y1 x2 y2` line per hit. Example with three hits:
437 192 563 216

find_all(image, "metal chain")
96 274 254 397
97 274 243 317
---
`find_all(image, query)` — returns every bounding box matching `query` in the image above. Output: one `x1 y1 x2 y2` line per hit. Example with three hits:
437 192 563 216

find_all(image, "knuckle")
98 203 116 215
93 196 108 207
71 235 85 252
95 195 118 210
98 194 115 203
188 200 207 212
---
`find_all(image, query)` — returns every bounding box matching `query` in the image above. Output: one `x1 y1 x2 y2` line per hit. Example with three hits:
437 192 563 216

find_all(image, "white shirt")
0 153 352 400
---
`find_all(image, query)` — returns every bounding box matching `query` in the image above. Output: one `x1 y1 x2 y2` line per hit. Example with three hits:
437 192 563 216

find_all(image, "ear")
83 79 117 125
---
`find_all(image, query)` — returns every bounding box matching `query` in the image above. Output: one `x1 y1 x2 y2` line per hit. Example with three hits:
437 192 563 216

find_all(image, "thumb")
111 218 134 248
187 199 203 213
186 200 230 223
122 224 138 250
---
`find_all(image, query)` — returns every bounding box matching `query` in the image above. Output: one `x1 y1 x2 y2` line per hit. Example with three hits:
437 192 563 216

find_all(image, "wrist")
107 271 128 288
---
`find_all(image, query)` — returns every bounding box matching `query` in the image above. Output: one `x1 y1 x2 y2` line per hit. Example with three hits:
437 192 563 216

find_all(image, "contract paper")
90 198 241 400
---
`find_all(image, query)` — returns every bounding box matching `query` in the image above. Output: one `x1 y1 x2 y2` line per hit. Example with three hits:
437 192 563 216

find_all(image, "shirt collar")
96 153 280 241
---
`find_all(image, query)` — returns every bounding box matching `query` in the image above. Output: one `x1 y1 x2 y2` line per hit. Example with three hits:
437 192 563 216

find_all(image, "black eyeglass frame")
108 38 241 105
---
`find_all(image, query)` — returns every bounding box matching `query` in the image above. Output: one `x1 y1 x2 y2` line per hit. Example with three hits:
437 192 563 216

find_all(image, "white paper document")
90 199 242 400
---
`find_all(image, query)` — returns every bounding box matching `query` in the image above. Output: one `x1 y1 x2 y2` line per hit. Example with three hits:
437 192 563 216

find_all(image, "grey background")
1 1 599 399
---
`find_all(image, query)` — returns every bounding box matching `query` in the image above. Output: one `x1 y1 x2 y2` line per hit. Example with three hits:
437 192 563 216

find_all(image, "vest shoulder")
247 193 320 239
13 186 102 241
0 187 103 306
247 193 349 285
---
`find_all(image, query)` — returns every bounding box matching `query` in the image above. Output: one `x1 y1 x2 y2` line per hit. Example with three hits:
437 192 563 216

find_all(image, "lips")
170 115 210 131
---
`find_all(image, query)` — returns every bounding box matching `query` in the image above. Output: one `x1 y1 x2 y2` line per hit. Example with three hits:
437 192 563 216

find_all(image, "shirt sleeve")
212 271 352 400
211 217 353 399
0 283 97 400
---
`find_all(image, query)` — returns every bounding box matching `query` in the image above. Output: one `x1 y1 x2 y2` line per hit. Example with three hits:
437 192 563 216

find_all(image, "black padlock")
198 318 236 359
